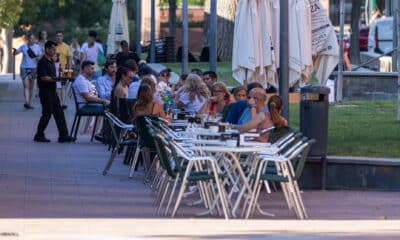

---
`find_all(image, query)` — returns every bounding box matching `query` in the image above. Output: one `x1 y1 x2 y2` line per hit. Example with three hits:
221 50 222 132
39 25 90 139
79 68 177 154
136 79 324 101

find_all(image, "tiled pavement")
0 75 399 239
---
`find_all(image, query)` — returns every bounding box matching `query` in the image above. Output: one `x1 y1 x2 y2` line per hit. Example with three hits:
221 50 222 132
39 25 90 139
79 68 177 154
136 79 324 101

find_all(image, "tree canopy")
0 0 23 28
15 0 117 44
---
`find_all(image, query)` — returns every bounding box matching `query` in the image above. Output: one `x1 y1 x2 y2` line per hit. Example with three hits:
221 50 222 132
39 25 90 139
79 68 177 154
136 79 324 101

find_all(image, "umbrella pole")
209 0 217 72
396 0 400 122
279 0 289 121
136 0 142 56
336 0 345 103
150 0 156 63
181 0 189 74
245 69 248 88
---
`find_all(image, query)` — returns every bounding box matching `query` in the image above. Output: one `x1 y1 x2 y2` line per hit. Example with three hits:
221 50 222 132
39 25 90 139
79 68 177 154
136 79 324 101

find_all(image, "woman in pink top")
209 82 232 115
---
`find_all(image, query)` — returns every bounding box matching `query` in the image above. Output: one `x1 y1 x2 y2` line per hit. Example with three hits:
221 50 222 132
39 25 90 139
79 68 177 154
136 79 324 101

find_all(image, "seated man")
238 94 288 142
127 64 153 99
96 59 117 100
72 60 109 114
225 82 264 124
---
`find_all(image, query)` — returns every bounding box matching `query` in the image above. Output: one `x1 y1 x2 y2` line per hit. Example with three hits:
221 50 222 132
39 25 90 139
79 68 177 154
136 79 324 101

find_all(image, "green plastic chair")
246 139 315 219
102 111 137 176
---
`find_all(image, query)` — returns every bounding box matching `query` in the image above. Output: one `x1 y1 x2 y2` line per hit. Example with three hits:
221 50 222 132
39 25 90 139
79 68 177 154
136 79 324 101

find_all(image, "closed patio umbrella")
232 0 258 85
288 0 313 87
107 0 130 55
232 0 337 88
232 0 278 88
309 0 339 85
260 0 280 88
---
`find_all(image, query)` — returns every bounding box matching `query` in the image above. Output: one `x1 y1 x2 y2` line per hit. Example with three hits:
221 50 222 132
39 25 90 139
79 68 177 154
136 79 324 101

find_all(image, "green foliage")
160 0 205 7
290 100 400 158
164 62 239 87
0 0 23 28
16 0 113 44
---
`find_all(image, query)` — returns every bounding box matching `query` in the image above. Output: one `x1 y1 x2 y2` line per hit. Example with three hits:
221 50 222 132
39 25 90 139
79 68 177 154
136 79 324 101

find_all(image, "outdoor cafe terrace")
0 74 400 238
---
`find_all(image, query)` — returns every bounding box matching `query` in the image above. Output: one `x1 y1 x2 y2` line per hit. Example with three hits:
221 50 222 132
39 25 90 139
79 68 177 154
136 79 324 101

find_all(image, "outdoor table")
191 144 278 218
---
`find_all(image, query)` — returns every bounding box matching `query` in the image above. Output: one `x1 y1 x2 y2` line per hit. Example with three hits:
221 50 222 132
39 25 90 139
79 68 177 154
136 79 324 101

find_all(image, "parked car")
359 26 369 51
368 16 393 54
339 27 369 53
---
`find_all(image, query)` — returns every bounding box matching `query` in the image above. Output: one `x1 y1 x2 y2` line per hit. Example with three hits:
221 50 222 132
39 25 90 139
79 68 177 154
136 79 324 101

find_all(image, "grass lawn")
163 62 240 86
163 61 400 158
289 100 400 158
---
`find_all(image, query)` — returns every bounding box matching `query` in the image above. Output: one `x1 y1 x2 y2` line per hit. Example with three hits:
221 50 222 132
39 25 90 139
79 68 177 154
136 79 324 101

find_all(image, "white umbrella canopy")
288 0 313 87
106 0 130 55
232 0 258 85
232 0 337 88
260 0 280 88
309 0 339 85
232 0 278 88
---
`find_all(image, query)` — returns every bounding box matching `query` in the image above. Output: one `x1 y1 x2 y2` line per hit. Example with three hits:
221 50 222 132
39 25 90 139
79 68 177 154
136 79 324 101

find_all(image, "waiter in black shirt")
116 40 140 66
34 41 74 143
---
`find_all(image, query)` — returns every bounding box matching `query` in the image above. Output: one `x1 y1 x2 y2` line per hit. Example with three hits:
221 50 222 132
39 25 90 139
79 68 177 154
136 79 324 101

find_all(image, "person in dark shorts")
34 41 74 143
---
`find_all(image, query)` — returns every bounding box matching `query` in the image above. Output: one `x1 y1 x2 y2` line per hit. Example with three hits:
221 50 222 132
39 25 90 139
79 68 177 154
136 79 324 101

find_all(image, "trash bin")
300 85 330 189
300 85 330 157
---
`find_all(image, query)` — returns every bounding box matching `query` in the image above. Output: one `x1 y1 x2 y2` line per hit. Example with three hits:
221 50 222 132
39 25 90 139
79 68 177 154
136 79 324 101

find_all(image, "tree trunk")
216 0 237 61
1 27 13 74
202 0 237 61
350 0 361 64
168 0 177 37
202 0 210 47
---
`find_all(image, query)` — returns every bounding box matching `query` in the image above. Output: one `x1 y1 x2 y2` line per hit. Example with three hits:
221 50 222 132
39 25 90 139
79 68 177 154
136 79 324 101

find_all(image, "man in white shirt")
80 30 104 80
72 61 109 113
96 59 117 100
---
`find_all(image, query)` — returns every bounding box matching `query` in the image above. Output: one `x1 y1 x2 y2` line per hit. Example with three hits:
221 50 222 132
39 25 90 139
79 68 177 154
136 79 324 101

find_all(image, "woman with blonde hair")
176 73 210 114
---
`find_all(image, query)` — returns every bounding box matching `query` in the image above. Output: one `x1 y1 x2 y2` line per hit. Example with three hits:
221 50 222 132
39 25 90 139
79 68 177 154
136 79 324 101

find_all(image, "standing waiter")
33 41 74 143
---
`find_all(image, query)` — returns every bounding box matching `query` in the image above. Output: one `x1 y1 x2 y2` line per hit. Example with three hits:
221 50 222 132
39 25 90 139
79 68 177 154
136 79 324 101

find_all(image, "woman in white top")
176 73 210 114
13 33 42 109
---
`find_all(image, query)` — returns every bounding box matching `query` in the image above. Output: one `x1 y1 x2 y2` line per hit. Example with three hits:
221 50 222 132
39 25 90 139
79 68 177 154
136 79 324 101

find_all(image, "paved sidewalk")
0 75 399 239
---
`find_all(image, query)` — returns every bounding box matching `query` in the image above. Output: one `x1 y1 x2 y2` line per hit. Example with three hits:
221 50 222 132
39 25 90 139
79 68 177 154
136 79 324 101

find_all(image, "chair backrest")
269 126 294 144
105 111 134 145
118 98 136 123
135 115 158 148
288 139 315 180
152 132 177 178
71 88 80 112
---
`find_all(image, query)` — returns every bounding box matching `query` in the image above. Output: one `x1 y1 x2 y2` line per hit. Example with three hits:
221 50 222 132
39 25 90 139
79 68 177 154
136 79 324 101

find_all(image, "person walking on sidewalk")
34 41 74 143
55 30 72 109
13 32 42 109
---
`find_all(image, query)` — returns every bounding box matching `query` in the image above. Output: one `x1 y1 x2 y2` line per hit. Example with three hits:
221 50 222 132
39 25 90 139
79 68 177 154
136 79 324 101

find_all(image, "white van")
368 16 393 54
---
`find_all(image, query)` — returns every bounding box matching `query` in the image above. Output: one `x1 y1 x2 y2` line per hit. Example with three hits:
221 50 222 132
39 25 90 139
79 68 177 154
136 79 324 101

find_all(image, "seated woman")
233 86 247 101
132 83 168 172
238 94 287 142
132 83 167 118
169 73 187 99
113 66 134 99
209 82 232 116
109 66 134 114
175 73 210 114
221 85 247 122
140 76 163 105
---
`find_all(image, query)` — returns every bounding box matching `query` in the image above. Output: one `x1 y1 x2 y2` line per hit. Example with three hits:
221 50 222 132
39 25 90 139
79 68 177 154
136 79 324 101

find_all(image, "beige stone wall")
141 0 160 45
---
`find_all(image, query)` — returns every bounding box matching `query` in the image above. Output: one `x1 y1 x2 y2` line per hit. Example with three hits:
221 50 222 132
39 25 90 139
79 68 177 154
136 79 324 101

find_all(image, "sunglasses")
247 96 259 100
161 74 170 77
